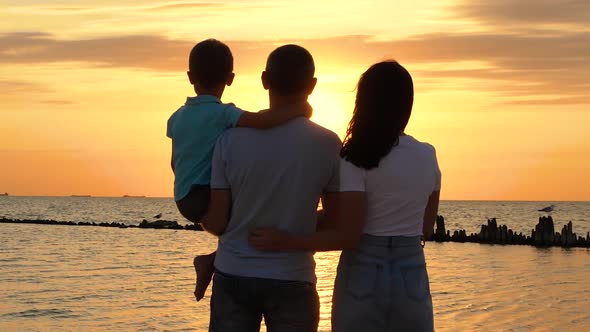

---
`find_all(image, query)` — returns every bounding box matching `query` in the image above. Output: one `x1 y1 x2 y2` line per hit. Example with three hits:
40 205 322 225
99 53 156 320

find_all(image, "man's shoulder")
219 126 249 137
215 127 249 146
218 118 342 147
304 120 342 145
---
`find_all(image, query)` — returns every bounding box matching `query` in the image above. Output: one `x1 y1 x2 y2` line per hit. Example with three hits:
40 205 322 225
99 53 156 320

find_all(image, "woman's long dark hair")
340 61 414 170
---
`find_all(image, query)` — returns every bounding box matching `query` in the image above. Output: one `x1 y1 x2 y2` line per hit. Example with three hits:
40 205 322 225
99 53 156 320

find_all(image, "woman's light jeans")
332 235 434 332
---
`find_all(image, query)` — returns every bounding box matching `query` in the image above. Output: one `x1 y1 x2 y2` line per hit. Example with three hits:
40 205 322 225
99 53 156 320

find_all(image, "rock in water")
434 215 447 241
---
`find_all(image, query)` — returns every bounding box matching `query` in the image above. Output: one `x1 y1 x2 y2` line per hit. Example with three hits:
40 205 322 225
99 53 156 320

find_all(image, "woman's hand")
249 227 295 252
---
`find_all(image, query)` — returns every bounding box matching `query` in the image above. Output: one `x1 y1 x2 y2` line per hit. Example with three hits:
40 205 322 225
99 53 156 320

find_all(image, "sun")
308 87 353 139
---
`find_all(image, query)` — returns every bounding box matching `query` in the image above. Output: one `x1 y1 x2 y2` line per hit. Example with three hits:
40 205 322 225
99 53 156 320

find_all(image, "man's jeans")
209 269 319 332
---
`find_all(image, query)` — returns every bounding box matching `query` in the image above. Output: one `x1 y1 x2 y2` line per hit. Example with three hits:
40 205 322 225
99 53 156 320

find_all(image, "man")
201 44 342 332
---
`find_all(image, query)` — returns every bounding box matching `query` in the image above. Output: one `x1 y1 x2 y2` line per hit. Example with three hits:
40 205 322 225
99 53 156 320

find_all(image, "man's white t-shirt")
211 118 342 283
340 135 441 236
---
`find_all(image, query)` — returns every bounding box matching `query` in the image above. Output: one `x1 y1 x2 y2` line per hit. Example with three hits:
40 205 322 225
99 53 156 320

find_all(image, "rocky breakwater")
3 214 589 248
432 215 590 248
0 217 203 231
138 219 203 231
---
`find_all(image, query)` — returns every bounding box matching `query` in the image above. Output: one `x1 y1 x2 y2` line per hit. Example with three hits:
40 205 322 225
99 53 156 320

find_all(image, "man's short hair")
265 45 315 95
189 39 233 88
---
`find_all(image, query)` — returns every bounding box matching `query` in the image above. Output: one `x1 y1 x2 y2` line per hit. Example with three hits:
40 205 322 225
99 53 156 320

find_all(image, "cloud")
452 0 590 29
142 2 223 11
0 32 190 71
302 33 590 105
0 80 75 106
1 28 589 105
40 99 75 105
44 7 90 12
0 79 51 94
0 32 284 73
0 79 34 105
40 1 225 13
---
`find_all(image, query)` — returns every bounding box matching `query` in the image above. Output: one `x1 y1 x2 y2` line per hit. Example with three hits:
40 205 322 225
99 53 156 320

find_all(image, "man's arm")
422 190 440 240
200 189 231 236
249 191 367 251
235 102 312 129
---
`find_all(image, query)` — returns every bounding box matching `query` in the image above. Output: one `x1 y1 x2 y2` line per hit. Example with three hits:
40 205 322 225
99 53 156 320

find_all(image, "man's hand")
249 227 294 251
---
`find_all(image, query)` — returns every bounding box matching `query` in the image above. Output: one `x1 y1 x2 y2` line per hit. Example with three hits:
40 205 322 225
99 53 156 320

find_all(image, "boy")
167 39 310 301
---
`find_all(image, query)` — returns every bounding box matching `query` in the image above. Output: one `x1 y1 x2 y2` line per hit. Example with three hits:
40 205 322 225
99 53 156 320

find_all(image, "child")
166 39 310 301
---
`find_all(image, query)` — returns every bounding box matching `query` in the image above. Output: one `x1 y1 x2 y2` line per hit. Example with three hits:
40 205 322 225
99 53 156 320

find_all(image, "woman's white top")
340 135 441 237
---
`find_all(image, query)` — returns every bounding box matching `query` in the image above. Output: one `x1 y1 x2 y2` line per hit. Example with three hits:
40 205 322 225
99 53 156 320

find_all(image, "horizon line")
1 194 589 203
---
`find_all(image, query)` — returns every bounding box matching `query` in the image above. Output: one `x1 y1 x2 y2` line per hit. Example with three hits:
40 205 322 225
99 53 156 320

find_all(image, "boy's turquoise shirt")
167 95 244 201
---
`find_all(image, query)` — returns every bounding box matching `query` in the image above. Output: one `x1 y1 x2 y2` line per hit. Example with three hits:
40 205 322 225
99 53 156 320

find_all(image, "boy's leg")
176 185 215 301
176 185 210 224
194 252 216 301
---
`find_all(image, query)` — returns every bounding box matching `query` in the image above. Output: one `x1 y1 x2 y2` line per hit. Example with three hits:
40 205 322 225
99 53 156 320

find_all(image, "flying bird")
538 205 555 213
153 213 162 219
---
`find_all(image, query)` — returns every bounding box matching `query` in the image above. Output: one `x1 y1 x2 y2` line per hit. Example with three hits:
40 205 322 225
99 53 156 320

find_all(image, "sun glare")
308 87 353 139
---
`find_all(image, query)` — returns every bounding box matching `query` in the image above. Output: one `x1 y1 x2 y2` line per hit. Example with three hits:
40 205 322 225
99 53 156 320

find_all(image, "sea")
1 196 589 331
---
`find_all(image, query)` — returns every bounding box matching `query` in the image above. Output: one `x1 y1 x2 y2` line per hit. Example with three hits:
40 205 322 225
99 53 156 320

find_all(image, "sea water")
1 197 589 331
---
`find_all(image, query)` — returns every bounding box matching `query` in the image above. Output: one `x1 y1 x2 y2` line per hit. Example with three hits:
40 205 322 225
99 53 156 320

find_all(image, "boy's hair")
265 44 315 95
188 39 233 88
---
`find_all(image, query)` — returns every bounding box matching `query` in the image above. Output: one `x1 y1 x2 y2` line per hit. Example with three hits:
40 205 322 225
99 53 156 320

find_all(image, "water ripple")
3 308 82 319
1 222 590 331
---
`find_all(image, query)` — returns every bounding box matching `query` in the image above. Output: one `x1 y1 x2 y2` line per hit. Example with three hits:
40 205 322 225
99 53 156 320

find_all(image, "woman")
250 61 441 331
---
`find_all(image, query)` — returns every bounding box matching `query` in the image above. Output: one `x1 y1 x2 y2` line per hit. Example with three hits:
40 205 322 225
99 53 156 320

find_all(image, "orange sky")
1 0 589 201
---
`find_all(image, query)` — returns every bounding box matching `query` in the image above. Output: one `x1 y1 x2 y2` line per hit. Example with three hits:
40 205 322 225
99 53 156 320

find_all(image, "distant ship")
123 195 146 198
0 192 8 196
71 195 91 197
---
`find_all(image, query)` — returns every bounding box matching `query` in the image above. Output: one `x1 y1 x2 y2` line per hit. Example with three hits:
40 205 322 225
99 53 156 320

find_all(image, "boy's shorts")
176 185 210 223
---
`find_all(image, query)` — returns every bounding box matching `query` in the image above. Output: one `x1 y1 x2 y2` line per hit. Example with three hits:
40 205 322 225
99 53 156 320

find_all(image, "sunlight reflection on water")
1 223 589 331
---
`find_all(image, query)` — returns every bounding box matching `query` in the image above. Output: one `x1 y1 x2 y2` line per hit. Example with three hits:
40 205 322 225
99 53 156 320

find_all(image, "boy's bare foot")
193 252 216 301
